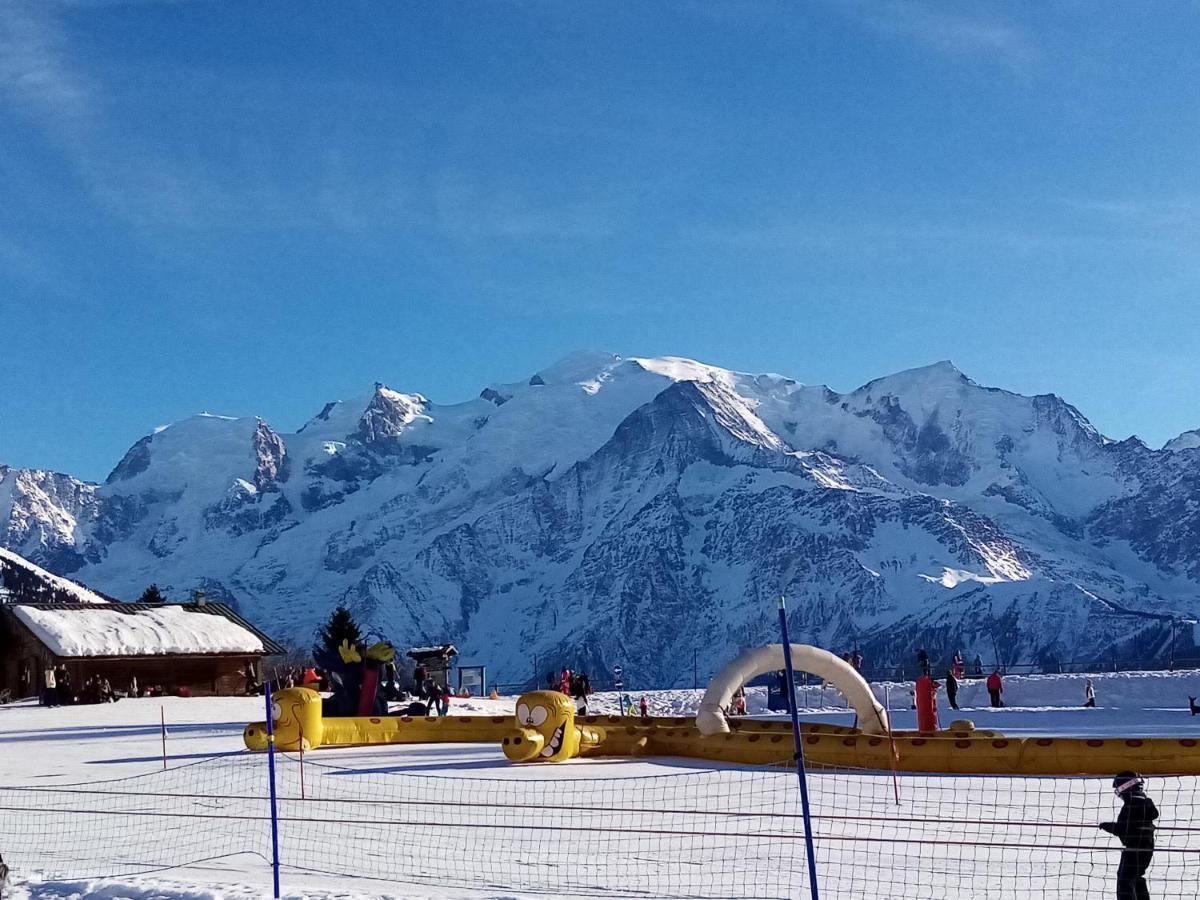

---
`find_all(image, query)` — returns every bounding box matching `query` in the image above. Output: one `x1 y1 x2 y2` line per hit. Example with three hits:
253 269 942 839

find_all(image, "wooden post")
298 722 305 800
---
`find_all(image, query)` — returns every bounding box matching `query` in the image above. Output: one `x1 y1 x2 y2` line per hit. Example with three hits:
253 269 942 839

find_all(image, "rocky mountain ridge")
2 353 1198 685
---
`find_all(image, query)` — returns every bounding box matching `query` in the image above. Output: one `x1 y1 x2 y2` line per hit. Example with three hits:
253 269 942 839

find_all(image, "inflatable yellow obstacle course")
243 686 511 751
245 645 1200 776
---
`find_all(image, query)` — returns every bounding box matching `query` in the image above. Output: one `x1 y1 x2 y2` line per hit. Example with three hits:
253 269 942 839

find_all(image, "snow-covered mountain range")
3 353 1199 685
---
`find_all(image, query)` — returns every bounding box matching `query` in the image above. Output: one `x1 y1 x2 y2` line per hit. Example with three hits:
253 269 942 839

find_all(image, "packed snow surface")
11 604 264 657
4 670 1200 898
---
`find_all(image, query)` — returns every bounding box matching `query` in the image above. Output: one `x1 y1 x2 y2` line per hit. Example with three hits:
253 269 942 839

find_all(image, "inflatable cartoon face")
503 691 579 762
243 687 324 752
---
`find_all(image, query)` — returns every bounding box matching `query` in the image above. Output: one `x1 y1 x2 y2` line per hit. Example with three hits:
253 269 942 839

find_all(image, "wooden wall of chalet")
0 613 47 698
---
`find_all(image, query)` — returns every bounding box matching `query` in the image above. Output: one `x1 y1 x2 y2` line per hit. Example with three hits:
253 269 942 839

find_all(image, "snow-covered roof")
11 604 267 658
407 644 458 658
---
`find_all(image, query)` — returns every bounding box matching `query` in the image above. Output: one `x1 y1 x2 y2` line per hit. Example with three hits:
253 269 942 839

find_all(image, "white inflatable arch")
696 644 889 736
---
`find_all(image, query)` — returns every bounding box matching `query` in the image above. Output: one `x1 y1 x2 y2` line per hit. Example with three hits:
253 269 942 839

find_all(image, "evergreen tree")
138 583 167 604
314 605 362 660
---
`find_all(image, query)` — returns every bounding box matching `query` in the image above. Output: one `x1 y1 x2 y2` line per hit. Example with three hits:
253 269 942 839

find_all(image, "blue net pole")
264 682 281 899
777 596 821 900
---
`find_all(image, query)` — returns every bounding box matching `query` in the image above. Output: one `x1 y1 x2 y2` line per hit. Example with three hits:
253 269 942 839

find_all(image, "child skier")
1100 772 1157 900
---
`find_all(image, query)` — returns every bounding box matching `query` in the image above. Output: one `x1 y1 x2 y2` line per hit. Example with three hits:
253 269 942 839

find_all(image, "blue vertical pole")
778 596 821 900
264 683 281 899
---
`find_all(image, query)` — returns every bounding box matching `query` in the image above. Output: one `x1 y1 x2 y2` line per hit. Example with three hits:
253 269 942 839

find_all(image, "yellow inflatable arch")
696 643 889 736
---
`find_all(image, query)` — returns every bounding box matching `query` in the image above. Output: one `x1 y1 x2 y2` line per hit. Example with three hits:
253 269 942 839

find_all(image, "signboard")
457 665 487 697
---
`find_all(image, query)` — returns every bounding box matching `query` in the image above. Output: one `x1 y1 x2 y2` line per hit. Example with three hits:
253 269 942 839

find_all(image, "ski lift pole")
777 596 821 900
264 683 282 899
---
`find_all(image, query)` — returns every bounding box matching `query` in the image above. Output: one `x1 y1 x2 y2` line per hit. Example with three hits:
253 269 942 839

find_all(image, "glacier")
2 352 1199 687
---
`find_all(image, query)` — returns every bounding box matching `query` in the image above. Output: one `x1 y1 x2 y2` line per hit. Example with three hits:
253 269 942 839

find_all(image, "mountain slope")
0 547 111 604
2 354 1196 684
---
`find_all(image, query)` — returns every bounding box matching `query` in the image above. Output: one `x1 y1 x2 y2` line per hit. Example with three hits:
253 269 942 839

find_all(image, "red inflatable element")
916 675 940 733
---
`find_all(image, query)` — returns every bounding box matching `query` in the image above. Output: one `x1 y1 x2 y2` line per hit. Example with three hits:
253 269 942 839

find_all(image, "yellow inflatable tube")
245 687 1200 777
244 687 511 752
502 690 1200 776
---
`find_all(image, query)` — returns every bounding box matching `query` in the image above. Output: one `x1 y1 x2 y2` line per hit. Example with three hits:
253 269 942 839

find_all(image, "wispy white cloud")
0 0 95 128
1060 197 1200 236
430 168 627 244
686 197 1200 260
833 0 1039 75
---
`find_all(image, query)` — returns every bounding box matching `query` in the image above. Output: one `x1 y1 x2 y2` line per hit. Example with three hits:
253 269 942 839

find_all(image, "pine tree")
314 605 362 660
138 583 167 604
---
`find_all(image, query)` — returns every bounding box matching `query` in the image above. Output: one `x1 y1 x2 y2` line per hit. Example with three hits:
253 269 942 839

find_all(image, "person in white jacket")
43 665 57 707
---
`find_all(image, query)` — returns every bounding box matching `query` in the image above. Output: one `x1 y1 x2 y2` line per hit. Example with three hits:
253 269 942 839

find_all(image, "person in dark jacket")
1100 771 1158 900
945 669 960 710
916 648 930 676
571 672 591 714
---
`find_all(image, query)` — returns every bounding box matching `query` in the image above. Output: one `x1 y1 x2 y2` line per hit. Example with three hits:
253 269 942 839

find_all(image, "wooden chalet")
0 601 284 700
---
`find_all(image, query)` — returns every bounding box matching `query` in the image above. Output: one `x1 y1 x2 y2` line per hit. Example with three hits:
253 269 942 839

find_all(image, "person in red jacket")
986 670 1004 707
639 696 649 718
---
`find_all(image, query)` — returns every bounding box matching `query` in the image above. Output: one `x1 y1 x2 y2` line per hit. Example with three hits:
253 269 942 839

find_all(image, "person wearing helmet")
1099 771 1158 900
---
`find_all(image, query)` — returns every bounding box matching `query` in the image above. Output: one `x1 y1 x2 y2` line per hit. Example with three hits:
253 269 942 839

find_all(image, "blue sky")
2 1 1198 481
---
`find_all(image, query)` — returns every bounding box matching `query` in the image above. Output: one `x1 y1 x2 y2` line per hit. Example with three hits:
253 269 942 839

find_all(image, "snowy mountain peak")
532 351 626 386
1165 429 1200 452
355 385 431 444
854 359 972 398
4 353 1200 685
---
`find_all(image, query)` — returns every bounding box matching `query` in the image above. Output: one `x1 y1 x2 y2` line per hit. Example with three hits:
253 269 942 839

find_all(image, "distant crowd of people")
905 647 1104 711
242 661 465 717
37 665 168 706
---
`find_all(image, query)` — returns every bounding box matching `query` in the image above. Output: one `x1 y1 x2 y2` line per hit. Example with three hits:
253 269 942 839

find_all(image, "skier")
951 650 965 680
559 668 572 695
851 651 863 671
1100 772 1158 900
945 668 960 710
916 648 930 677
1085 678 1097 708
639 696 649 718
972 653 984 677
986 669 1004 707
439 685 451 717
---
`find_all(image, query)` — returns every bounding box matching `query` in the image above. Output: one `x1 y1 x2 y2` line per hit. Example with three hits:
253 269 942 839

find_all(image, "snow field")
3 673 1200 898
